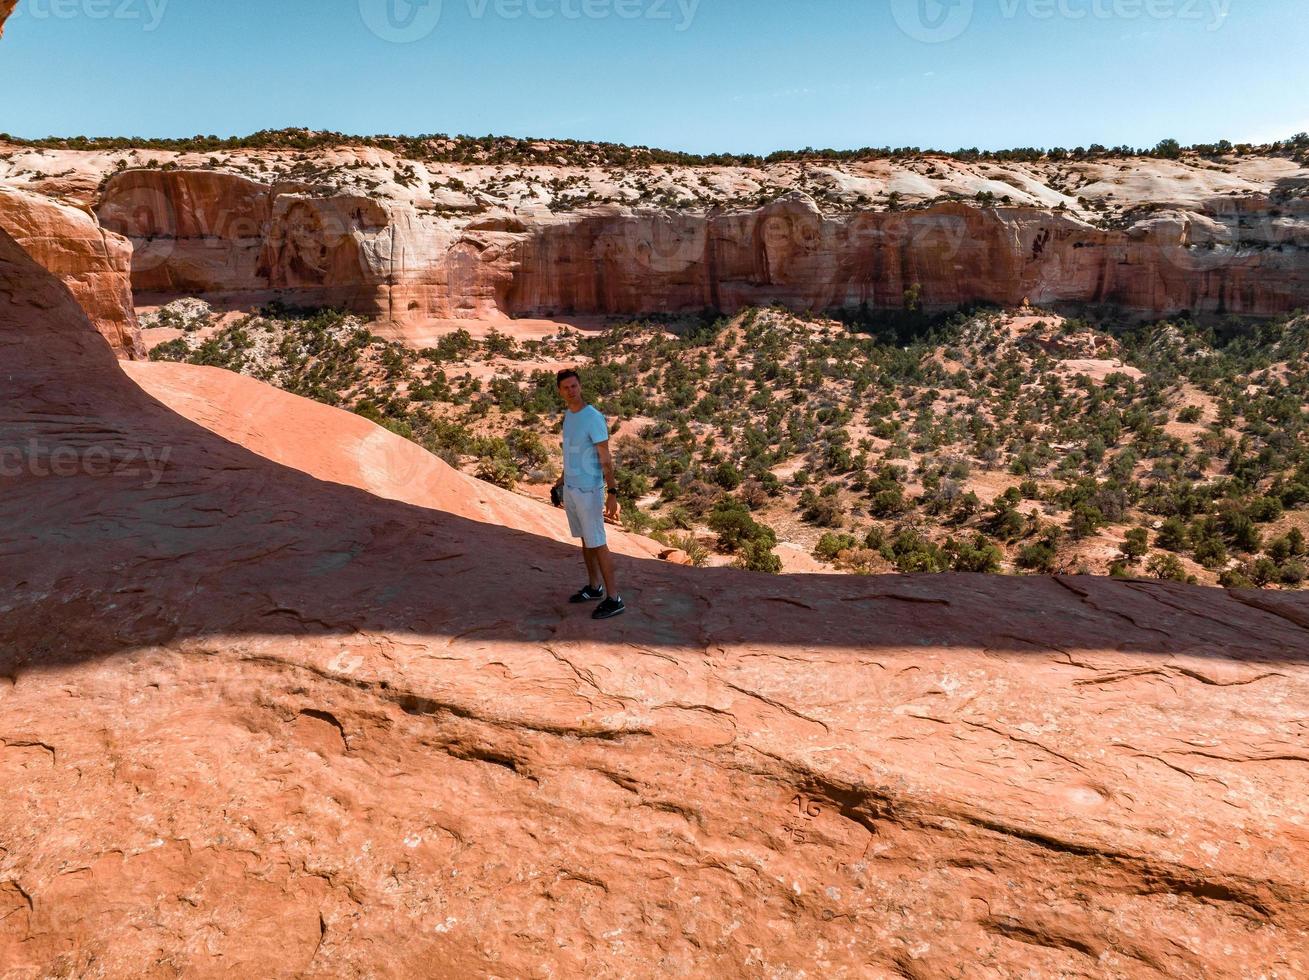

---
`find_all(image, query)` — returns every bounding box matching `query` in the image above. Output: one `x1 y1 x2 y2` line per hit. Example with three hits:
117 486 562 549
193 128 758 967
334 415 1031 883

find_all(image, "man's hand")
605 491 621 523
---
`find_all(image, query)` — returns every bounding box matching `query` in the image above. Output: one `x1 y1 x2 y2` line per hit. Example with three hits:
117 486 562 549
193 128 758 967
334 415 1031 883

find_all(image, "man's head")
556 369 584 410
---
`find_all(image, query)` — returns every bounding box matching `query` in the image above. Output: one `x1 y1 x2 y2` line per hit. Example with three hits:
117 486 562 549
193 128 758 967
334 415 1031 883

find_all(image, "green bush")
815 532 859 562
707 499 777 554
1120 527 1150 561
734 539 782 574
475 456 520 490
1016 541 1057 573
1146 553 1189 583
888 528 947 574
946 535 1003 573
1156 517 1189 552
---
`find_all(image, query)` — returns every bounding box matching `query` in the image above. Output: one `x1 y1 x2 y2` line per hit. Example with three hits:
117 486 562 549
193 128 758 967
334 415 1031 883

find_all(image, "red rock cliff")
504 195 1309 318
0 186 141 357
96 170 1309 326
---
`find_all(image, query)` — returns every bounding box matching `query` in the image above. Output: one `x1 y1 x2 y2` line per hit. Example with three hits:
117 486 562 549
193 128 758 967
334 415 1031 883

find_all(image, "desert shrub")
734 539 782 574
1016 540 1058 573
148 337 191 362
1247 557 1280 587
869 487 907 517
1155 517 1189 552
426 329 475 363
712 460 744 490
707 499 777 554
951 491 982 522
1116 527 1148 562
801 488 847 528
652 531 710 567
1146 553 1189 583
1280 479 1309 508
680 480 723 517
1068 503 1105 540
1191 525 1229 568
739 478 770 510
620 503 654 534
1219 509 1263 553
815 532 859 562
475 455 520 489
988 504 1028 541
887 528 947 574
1247 495 1284 523
506 429 550 470
1218 567 1254 589
946 534 1003 573
355 403 414 440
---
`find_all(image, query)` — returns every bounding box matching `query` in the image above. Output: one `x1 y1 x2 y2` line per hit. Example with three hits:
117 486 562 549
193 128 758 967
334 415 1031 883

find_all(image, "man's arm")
596 441 620 521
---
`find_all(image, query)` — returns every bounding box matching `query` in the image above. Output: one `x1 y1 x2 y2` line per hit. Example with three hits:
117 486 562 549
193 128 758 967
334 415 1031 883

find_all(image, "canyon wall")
96 169 497 320
503 195 1309 317
96 169 1309 328
0 186 141 357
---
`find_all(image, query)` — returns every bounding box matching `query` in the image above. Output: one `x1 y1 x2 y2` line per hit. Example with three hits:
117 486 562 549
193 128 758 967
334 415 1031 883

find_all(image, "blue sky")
1 0 1306 154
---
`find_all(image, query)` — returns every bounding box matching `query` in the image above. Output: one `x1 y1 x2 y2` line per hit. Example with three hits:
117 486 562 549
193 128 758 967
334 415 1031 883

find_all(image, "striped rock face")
90 170 1309 333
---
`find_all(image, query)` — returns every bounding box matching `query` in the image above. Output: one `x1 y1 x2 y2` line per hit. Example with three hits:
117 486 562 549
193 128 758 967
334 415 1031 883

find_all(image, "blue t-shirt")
562 404 609 490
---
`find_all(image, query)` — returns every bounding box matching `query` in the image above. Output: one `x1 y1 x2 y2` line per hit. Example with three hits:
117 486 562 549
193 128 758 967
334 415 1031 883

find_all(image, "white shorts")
563 485 607 549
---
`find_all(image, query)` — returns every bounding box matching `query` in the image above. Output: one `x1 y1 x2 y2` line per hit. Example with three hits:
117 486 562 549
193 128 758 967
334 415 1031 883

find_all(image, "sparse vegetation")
7 127 1306 169
150 300 1309 584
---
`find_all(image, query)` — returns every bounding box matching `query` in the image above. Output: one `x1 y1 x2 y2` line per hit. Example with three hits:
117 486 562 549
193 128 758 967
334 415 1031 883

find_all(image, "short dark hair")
556 368 580 387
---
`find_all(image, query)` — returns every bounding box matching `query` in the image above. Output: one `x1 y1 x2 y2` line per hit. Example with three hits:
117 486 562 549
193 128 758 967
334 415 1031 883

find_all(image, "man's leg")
583 546 603 591
594 545 619 599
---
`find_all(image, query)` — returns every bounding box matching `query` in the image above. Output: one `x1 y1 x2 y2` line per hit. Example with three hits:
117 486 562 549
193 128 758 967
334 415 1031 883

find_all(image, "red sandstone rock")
2 223 1309 976
3 3 1308 965
0 186 141 357
121 358 671 562
93 171 1309 327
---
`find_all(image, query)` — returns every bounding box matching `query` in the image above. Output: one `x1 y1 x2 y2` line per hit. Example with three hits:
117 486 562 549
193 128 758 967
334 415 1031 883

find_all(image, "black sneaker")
570 585 606 604
592 596 626 621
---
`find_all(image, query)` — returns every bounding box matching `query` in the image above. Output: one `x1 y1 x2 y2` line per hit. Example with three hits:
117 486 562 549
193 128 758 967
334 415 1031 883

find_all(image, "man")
552 369 625 620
